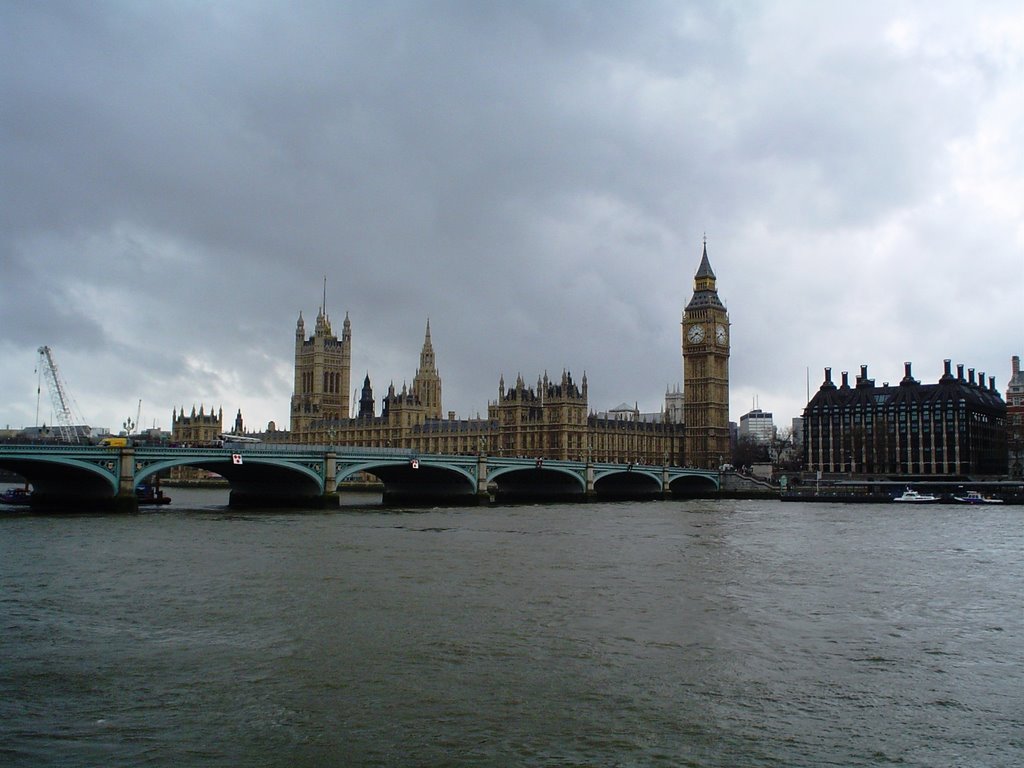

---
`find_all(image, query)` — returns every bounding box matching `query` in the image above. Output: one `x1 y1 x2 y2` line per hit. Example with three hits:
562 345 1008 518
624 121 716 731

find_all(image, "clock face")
687 324 705 344
716 324 727 344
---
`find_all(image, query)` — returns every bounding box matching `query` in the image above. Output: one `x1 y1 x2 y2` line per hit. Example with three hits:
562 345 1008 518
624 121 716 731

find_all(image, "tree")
768 427 803 471
733 435 769 468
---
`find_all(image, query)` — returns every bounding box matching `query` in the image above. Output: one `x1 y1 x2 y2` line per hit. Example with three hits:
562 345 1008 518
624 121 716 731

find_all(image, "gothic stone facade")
488 372 680 464
297 371 680 464
170 404 223 481
171 404 223 446
290 305 352 441
290 318 680 463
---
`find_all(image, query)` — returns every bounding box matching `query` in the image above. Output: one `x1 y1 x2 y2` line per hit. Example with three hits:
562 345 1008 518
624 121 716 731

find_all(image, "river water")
2 487 1022 767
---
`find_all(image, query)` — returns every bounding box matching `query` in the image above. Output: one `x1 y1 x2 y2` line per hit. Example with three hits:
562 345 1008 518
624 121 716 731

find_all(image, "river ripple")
2 491 1022 766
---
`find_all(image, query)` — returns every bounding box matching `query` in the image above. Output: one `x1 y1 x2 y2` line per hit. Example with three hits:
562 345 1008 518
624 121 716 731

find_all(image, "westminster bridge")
0 444 722 511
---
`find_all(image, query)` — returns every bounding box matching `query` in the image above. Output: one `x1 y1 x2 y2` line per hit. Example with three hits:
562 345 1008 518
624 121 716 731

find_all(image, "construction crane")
36 345 90 443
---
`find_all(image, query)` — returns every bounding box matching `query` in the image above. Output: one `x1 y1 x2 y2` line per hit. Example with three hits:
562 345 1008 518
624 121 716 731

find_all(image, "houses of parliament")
280 243 731 469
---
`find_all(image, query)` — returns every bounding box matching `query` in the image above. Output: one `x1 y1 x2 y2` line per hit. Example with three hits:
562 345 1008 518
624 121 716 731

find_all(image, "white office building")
739 408 775 445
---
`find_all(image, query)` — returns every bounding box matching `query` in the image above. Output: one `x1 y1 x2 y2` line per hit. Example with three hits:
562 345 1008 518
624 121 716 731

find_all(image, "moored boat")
136 484 171 505
893 488 941 503
953 490 1003 504
1 487 32 506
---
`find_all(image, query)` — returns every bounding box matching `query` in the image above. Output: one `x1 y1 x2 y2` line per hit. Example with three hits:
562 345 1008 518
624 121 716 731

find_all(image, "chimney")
901 362 917 385
857 364 874 388
1014 355 1021 377
819 367 836 391
957 363 965 380
841 371 849 388
968 368 976 385
942 359 953 380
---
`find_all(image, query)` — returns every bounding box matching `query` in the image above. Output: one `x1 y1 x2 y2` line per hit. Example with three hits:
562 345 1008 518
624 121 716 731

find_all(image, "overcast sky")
2 1 1021 438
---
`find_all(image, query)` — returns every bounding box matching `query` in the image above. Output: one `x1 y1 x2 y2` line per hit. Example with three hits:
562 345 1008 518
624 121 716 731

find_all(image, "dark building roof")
806 361 1006 416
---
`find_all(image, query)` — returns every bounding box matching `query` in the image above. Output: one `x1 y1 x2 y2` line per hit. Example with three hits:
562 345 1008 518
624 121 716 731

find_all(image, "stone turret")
411 319 442 418
358 374 375 419
290 282 352 437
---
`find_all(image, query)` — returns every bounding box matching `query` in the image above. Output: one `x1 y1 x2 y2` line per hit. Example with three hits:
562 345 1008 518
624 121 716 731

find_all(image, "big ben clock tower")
682 239 730 469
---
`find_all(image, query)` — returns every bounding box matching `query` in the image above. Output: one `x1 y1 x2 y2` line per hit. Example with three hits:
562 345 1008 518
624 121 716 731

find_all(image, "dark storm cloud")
1 1 1020 433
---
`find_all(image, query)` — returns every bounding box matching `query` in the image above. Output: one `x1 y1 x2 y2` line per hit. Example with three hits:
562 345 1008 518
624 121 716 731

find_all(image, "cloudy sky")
2 1 1021 438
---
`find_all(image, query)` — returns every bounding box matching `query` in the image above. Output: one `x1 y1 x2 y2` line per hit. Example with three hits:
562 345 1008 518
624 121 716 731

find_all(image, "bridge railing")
0 442 717 476
0 444 125 454
215 443 418 458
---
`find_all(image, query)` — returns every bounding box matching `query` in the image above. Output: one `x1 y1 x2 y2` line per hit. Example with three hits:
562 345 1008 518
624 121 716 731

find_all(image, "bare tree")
768 427 803 471
733 435 769 468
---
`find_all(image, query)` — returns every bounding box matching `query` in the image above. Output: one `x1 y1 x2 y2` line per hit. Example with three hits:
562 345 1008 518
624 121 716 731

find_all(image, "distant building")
20 424 92 442
132 427 170 445
791 417 804 447
170 404 223 481
803 362 1007 477
171 404 223 446
1007 355 1024 477
739 408 775 445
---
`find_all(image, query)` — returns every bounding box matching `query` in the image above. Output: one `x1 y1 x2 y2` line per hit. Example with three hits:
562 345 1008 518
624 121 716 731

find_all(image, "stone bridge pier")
114 448 140 512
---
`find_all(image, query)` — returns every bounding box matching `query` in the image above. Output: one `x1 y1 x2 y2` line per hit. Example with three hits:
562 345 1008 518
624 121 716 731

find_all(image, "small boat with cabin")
893 488 941 503
952 490 1003 505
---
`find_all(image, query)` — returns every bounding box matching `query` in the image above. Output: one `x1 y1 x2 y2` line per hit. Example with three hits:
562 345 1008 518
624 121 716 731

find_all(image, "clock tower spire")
682 239 730 469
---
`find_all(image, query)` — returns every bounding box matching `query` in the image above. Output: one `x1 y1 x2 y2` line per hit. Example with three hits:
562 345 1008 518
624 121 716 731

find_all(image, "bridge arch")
592 467 663 499
667 472 720 495
0 454 119 499
137 456 324 491
339 458 477 505
138 455 325 507
486 463 586 502
337 459 476 489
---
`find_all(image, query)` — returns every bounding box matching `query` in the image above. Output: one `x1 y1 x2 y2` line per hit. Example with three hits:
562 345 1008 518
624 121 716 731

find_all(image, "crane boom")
36 345 90 443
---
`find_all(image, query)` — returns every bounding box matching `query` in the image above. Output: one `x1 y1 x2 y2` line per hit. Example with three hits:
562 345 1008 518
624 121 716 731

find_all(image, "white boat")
953 490 1003 504
893 488 941 503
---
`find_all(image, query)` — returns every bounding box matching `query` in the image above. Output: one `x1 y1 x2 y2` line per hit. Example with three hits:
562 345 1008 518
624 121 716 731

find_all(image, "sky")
2 1 1022 437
